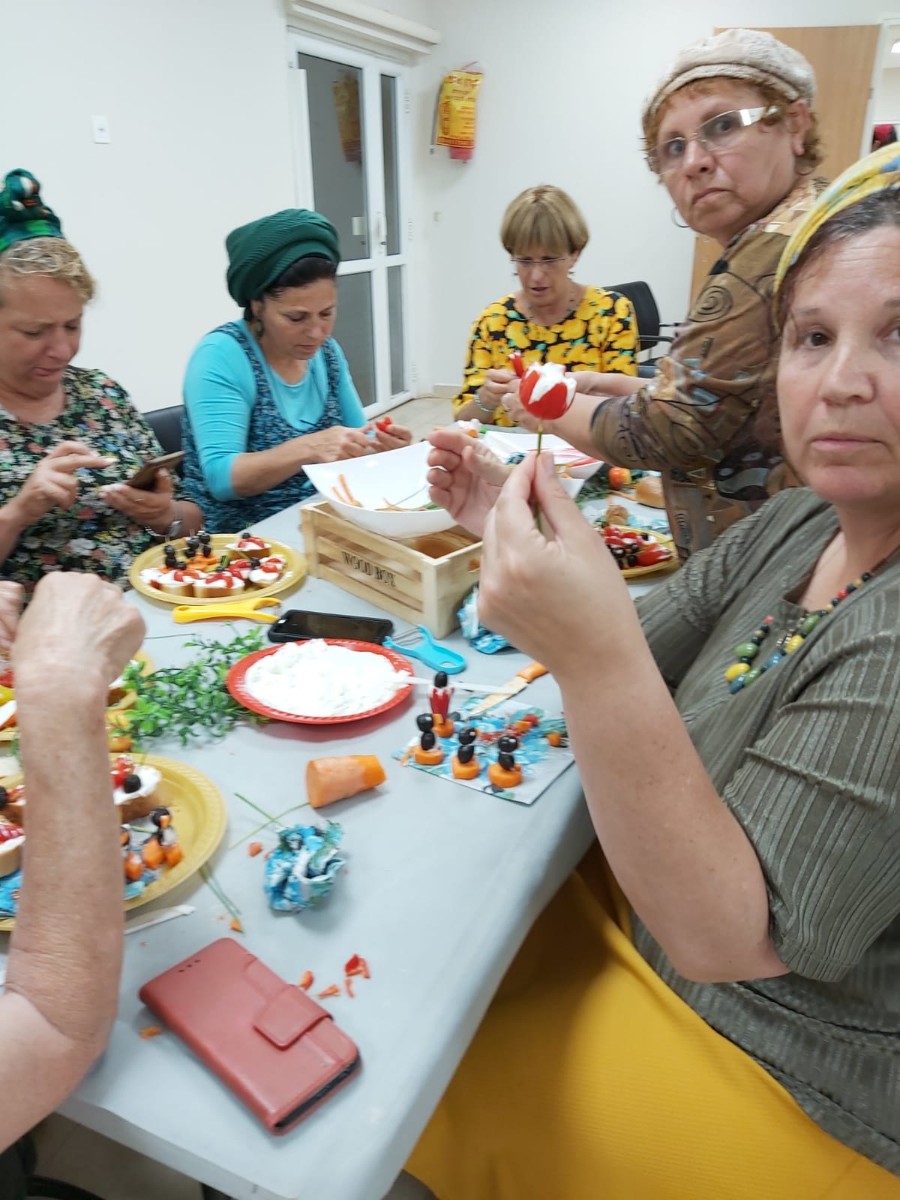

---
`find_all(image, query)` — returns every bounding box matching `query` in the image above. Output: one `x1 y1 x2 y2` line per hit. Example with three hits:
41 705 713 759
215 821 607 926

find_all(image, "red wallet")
139 938 360 1133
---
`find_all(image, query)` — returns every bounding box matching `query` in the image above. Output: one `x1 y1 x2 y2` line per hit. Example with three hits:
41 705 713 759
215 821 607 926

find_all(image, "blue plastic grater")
383 625 467 674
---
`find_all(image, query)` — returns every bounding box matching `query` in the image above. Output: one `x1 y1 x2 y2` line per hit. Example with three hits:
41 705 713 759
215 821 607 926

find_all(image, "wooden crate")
300 502 481 637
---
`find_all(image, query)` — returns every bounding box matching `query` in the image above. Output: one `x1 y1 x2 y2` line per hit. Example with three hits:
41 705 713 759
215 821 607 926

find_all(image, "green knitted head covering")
225 209 341 306
0 169 63 255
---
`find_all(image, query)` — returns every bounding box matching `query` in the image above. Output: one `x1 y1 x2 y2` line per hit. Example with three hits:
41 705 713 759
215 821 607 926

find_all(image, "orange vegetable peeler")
171 597 282 624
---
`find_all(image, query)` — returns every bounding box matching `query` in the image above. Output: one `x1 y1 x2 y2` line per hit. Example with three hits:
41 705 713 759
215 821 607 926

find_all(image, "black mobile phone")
126 451 186 490
267 609 394 645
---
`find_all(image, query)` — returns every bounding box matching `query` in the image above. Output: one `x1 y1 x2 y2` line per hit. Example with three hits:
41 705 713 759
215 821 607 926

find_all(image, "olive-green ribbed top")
636 487 900 1174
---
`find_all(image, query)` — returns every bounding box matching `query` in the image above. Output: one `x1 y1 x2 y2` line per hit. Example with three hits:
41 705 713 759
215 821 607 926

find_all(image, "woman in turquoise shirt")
182 207 411 531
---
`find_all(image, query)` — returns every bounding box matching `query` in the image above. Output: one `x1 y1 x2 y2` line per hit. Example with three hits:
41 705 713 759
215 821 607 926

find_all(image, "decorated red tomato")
519 362 576 421
599 525 673 571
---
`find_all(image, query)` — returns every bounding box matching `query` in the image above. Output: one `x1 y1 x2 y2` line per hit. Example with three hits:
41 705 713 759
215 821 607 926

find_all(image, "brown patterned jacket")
590 177 825 560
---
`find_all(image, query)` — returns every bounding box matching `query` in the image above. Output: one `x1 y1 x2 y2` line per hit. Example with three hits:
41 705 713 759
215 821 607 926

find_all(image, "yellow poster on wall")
333 71 362 163
434 68 483 161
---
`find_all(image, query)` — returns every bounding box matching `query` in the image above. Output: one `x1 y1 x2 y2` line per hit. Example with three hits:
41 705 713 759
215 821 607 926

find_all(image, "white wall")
0 0 892 409
409 0 892 393
0 0 434 411
874 67 900 124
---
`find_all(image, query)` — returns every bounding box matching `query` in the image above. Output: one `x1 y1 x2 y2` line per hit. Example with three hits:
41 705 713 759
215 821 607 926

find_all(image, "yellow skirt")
408 846 899 1200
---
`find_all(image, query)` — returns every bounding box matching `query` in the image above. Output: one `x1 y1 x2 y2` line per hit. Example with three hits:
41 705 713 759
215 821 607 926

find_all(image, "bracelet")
474 391 496 416
164 502 184 542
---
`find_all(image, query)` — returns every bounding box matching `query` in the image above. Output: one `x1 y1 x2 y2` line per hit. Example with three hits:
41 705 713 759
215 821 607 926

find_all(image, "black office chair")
145 405 185 477
609 281 677 379
27 1181 104 1199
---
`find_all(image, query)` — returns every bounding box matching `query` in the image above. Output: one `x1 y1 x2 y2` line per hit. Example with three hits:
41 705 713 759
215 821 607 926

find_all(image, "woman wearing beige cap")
491 29 826 559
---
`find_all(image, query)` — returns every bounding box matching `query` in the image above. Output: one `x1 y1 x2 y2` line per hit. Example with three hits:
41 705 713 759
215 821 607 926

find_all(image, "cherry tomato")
607 467 632 490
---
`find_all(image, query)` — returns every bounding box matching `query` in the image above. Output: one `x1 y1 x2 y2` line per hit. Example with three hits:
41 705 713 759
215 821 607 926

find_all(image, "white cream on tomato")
249 555 286 585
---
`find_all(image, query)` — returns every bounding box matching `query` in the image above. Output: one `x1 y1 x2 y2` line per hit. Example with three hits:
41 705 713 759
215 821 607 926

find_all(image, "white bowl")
480 430 602 480
304 442 458 540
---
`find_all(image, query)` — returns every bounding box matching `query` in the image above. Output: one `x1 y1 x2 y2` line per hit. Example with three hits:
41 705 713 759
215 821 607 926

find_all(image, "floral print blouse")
452 285 638 425
0 367 182 591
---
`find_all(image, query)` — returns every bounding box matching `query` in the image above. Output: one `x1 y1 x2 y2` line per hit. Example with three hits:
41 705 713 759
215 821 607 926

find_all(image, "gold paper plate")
0 754 228 931
128 534 306 605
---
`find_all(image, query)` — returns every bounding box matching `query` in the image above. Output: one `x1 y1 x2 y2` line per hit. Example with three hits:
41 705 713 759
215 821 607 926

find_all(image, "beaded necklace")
725 552 895 695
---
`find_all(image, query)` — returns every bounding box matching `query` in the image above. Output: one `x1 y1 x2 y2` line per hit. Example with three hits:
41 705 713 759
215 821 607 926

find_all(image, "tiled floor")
30 391 447 1200
387 393 452 441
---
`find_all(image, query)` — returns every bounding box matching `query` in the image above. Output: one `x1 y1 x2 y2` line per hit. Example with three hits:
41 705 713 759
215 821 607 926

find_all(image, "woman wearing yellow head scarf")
406 144 900 1200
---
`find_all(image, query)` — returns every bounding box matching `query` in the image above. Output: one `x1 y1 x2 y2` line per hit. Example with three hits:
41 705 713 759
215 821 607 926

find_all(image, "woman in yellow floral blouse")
452 185 638 426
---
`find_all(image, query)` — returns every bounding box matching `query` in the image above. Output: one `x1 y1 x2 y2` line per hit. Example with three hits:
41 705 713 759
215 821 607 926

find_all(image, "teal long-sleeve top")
182 324 366 502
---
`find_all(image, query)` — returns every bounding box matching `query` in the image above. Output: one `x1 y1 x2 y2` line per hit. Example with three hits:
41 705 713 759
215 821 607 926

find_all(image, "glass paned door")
291 37 411 413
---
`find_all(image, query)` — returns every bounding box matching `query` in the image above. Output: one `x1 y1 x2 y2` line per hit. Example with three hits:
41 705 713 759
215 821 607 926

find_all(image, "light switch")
92 115 111 144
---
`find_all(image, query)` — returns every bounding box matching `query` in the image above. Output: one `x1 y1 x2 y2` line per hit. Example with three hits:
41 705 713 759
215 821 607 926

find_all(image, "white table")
3 501 660 1200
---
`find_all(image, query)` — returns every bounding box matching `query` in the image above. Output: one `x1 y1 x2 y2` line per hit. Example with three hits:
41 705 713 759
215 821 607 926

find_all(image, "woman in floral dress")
0 170 201 591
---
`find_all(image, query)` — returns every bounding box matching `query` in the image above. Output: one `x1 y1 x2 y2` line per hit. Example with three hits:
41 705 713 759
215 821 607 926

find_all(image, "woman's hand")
12 572 145 694
426 427 508 538
496 385 542 432
478 452 628 675
100 468 178 529
480 367 517 413
5 441 113 529
297 425 375 463
365 419 413 452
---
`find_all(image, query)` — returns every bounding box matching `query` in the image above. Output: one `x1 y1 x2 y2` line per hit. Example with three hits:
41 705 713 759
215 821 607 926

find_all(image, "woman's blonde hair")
0 237 95 304
500 185 589 258
643 79 822 177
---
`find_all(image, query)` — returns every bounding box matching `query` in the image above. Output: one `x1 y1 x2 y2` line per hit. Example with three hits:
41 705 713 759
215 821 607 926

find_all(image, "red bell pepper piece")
344 953 370 979
509 351 525 379
375 417 393 432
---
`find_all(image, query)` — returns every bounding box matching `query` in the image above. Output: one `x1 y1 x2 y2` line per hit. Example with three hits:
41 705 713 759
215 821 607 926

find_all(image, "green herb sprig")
122 627 267 748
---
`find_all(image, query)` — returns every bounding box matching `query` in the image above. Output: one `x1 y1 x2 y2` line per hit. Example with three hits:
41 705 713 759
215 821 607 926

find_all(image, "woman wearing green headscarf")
182 207 412 532
0 169 202 592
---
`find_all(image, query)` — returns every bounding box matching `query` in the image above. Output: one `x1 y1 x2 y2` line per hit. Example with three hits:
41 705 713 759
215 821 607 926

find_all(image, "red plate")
225 639 415 725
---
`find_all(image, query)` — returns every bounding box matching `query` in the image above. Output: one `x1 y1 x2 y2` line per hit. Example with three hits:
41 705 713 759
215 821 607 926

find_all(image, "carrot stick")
306 755 386 809
334 474 363 507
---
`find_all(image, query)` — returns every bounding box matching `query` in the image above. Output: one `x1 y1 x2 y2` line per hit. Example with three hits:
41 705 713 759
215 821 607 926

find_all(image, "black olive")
458 726 476 746
498 752 515 770
122 774 142 794
416 713 434 733
498 734 518 753
458 743 475 764
0 787 7 808
420 730 436 751
434 671 448 688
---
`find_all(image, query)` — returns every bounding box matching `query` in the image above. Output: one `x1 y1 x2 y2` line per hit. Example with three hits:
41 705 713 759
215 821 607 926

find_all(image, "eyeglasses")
510 255 569 270
649 105 781 175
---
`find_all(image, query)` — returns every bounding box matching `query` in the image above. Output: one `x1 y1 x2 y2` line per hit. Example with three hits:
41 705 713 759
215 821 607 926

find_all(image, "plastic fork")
171 597 282 624
383 625 467 674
